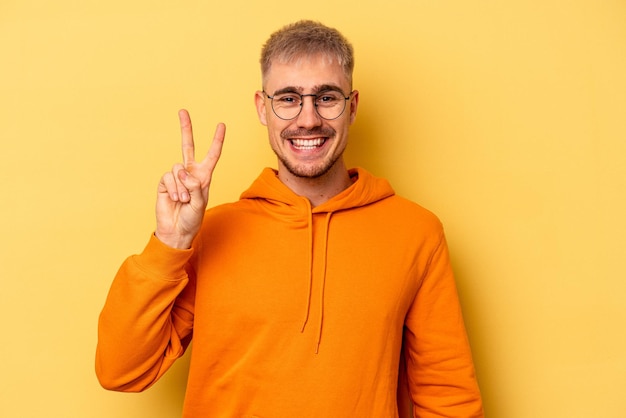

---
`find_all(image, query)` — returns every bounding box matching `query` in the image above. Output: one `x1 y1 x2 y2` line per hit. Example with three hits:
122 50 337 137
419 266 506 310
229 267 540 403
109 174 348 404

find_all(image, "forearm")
405 234 483 417
95 235 195 392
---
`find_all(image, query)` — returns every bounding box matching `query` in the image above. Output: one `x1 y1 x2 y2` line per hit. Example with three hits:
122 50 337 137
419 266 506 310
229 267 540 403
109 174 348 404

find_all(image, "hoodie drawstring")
314 212 332 353
301 210 314 332
300 208 333 354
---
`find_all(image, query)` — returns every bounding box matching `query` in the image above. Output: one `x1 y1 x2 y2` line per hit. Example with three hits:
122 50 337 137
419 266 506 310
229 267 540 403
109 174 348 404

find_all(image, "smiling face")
255 54 359 182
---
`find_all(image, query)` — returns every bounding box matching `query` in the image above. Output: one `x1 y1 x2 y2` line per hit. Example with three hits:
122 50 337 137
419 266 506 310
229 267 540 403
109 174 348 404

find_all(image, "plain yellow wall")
1 1 625 416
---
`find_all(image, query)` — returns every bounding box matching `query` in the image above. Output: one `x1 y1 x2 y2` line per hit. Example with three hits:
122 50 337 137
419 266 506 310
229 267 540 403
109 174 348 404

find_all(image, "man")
96 20 484 417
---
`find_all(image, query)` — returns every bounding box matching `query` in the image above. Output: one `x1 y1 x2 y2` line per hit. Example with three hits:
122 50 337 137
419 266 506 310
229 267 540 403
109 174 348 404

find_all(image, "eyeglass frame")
262 88 354 121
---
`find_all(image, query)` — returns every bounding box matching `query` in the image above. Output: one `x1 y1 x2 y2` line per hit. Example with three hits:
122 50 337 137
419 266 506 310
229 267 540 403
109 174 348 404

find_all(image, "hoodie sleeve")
95 234 195 392
403 231 484 417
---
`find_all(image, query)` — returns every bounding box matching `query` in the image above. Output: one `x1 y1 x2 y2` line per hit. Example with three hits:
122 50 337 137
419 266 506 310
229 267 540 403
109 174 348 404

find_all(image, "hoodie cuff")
131 233 194 281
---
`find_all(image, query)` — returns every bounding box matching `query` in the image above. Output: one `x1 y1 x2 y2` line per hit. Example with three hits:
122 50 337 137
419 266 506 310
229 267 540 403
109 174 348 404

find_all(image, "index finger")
178 109 195 167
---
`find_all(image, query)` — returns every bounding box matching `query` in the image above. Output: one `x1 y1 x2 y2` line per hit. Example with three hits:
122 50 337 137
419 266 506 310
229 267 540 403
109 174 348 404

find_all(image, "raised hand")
154 109 225 249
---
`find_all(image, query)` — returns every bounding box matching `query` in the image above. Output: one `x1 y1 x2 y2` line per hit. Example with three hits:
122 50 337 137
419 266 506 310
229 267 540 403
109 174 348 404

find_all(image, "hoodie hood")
239 167 395 352
240 167 395 212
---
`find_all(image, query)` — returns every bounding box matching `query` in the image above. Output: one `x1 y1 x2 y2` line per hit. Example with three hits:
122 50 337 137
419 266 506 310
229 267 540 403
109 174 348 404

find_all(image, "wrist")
154 230 194 250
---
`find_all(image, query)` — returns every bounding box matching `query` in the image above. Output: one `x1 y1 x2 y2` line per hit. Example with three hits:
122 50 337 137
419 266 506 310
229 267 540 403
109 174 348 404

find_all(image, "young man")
96 20 484 417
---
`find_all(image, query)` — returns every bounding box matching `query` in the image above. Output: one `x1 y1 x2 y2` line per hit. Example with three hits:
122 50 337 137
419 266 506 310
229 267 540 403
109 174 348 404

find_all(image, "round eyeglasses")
263 89 353 120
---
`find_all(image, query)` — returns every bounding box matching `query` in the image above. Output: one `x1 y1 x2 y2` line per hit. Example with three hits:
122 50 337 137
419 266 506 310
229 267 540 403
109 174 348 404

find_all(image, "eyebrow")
271 84 346 96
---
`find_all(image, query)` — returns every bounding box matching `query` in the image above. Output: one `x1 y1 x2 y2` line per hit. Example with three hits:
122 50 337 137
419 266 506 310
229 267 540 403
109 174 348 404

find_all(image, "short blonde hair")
260 20 355 87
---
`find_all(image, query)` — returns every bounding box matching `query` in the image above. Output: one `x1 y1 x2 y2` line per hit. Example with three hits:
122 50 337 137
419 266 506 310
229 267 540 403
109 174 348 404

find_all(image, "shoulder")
377 194 443 231
202 199 258 223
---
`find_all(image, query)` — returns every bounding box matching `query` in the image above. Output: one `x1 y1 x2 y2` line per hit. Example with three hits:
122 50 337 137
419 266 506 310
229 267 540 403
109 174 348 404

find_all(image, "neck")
277 160 352 207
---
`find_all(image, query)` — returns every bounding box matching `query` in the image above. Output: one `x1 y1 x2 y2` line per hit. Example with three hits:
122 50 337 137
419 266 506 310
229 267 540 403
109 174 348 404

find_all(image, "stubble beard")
278 153 339 179
274 127 341 179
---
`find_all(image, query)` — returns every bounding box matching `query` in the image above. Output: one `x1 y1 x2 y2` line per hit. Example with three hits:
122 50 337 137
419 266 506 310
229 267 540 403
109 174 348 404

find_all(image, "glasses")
263 89 353 120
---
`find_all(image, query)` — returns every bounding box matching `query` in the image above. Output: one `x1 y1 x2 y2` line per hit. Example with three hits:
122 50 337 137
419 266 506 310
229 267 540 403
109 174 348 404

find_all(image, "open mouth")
290 138 327 150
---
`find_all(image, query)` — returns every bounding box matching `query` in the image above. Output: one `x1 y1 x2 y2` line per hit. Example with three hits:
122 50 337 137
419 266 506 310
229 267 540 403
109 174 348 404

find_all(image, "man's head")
255 21 359 182
260 20 355 89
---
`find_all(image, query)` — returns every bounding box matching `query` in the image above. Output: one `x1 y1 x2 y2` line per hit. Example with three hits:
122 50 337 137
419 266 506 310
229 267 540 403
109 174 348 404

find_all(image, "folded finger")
159 171 181 202
172 163 191 202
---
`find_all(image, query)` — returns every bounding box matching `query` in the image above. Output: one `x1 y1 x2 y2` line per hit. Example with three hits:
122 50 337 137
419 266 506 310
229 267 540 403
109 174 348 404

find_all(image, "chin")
284 160 335 179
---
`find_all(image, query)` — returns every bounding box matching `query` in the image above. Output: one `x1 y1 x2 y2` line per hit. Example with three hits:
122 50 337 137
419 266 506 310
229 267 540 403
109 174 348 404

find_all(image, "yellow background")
1 0 625 416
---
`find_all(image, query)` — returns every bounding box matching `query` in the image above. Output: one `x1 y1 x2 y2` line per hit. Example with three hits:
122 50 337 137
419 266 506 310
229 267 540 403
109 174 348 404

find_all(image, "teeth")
291 138 325 149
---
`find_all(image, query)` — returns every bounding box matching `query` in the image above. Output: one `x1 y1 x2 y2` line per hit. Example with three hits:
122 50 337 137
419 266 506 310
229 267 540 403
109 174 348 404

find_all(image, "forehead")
264 54 350 92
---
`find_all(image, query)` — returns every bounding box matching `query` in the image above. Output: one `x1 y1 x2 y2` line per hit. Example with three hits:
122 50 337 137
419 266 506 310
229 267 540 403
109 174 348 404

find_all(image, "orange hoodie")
96 167 483 417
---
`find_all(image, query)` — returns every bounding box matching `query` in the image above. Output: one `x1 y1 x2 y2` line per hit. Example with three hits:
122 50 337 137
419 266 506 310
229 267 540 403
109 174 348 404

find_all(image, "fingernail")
181 192 190 201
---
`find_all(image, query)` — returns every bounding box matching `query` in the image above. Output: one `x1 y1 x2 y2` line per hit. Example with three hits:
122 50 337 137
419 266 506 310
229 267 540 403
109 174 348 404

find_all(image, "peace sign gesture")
155 109 225 249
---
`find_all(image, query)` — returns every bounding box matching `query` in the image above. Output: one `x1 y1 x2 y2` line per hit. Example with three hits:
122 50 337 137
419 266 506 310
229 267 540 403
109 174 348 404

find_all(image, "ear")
348 90 359 125
255 91 268 126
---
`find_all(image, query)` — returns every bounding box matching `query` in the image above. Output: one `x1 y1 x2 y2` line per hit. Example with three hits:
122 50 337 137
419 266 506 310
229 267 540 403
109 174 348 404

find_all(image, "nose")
296 96 322 129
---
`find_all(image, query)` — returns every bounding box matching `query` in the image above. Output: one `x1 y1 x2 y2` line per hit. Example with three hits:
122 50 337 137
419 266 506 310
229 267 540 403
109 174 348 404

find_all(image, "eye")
316 91 342 105
275 93 301 105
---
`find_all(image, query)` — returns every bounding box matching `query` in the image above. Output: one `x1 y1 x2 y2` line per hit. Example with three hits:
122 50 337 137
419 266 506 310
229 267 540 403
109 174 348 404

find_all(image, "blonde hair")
260 20 355 86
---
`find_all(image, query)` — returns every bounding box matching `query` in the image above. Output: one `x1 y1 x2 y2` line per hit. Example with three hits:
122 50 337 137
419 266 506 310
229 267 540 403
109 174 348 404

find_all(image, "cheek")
334 119 352 137
266 121 287 143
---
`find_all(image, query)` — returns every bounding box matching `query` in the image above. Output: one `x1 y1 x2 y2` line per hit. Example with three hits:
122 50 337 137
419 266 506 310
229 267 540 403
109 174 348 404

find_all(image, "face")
255 54 359 180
